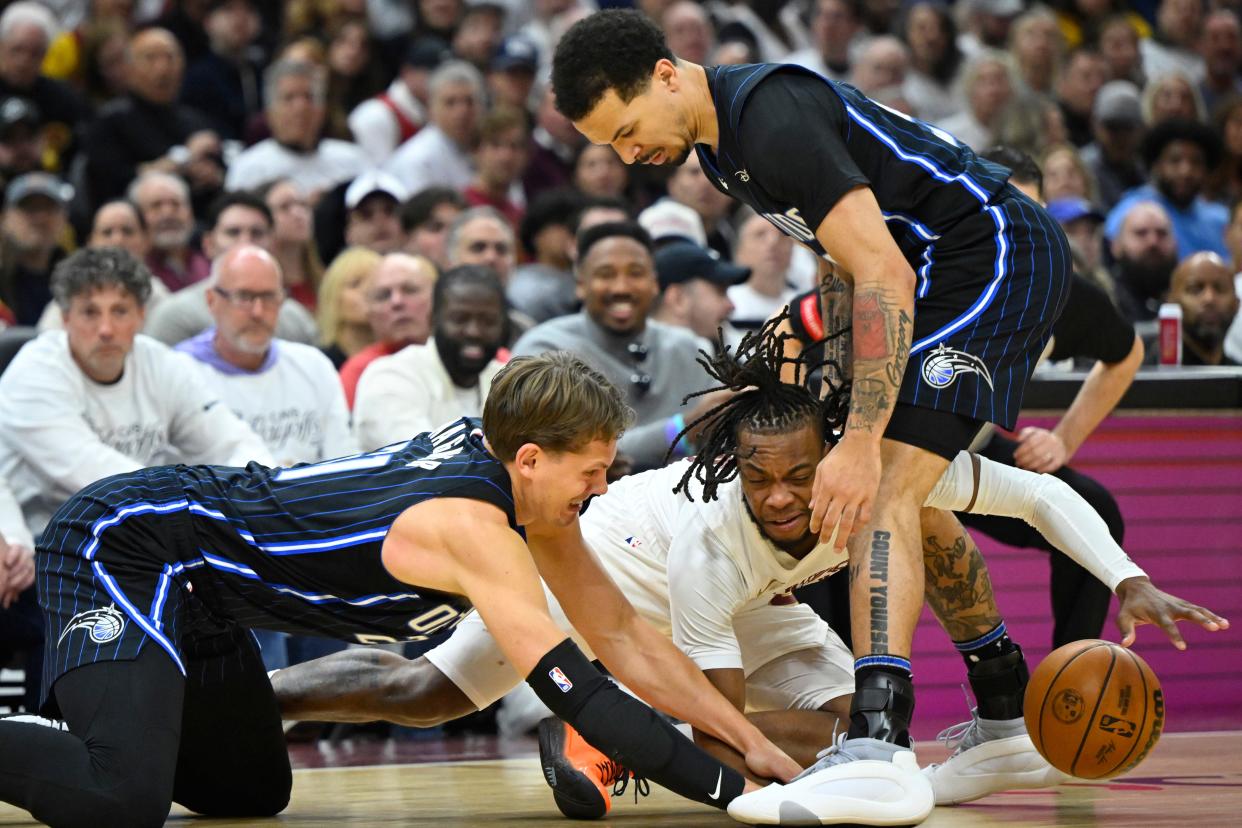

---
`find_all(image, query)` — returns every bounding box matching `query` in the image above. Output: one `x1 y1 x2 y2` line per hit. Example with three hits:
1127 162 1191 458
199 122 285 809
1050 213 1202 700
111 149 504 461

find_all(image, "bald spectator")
225 60 368 196
338 253 437 408
144 191 319 346
1155 252 1240 365
938 51 1014 151
344 171 409 255
353 264 508 451
1198 9 1242 115
662 1 714 66
129 171 210 292
0 172 71 326
1141 0 1206 86
0 3 86 171
1056 48 1109 147
666 152 736 259
384 60 484 196
1105 119 1228 260
176 246 355 466
850 36 909 98
1109 200 1180 323
84 27 214 208
402 186 466 269
729 212 798 330
787 0 863 81
0 247 272 551
652 239 745 347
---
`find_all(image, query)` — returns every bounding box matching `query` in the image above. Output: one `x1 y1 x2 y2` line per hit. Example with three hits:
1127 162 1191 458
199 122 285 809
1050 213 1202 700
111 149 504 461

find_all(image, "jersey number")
354 604 466 645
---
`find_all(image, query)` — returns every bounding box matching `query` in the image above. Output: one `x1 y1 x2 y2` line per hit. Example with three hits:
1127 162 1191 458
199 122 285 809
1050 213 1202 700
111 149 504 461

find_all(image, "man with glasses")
512 221 723 471
338 252 438 408
176 244 356 670
144 192 318 347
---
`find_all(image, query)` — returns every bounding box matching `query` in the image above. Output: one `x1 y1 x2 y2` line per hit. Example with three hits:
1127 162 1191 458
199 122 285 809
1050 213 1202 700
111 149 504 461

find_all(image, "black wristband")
526 638 746 809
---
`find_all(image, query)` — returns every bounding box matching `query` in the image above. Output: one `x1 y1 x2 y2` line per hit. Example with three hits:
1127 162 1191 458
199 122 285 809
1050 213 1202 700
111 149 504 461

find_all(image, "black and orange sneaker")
537 717 649 820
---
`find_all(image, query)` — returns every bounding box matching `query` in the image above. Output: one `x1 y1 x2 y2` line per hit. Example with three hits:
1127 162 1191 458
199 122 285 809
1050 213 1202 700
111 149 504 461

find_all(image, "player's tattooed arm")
921 527 1003 641
848 288 912 435
817 260 853 390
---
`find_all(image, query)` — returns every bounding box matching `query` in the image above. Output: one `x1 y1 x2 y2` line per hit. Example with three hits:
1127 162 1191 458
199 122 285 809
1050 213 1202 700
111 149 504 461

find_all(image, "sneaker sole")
537 718 608 820
925 735 1069 805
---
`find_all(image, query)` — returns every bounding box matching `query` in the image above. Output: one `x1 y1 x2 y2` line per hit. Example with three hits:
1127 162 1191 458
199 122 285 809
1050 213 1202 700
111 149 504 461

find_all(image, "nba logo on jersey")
57 605 127 647
625 535 642 549
549 667 574 693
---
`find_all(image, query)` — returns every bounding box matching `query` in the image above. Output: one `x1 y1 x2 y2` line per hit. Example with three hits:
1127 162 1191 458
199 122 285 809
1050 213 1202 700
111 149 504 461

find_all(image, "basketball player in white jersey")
272 323 1222 820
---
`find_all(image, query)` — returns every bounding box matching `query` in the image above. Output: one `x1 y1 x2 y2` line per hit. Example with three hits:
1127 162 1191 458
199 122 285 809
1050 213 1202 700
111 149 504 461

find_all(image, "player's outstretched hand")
743 739 802 784
1013 426 1070 473
1115 576 1230 651
809 436 880 549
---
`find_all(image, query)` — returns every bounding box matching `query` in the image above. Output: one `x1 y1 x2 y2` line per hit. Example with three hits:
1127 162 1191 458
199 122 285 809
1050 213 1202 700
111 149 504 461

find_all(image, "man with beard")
353 265 508 451
1105 118 1228 260
1154 251 1240 366
175 245 356 467
129 171 210 292
1110 200 1181 322
267 320 1221 820
511 221 718 472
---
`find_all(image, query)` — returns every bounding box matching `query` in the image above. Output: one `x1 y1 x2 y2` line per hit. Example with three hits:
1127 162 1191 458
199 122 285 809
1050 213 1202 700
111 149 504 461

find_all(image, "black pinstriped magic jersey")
698 63 1012 264
172 417 517 644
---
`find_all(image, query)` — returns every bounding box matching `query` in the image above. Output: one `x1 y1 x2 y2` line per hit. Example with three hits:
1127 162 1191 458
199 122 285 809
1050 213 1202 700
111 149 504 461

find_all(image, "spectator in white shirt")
224 60 368 197
176 245 357 466
0 247 272 548
346 38 446 164
383 60 484 196
353 264 508 451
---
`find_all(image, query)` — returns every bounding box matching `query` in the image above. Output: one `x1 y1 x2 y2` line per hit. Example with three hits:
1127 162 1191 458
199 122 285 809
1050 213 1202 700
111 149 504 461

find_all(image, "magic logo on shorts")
921 343 994 390
56 605 127 647
549 666 573 693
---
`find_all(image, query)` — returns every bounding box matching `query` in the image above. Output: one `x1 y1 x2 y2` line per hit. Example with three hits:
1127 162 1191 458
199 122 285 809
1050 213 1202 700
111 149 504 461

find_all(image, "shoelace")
612 773 650 803
795 731 859 781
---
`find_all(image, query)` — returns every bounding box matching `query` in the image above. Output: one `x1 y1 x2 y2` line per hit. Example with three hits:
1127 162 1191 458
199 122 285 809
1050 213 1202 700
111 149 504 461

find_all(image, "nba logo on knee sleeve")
549 667 574 693
56 605 127 646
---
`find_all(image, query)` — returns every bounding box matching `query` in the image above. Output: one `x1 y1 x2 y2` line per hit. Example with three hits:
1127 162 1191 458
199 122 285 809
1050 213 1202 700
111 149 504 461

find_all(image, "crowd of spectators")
1 0 1241 711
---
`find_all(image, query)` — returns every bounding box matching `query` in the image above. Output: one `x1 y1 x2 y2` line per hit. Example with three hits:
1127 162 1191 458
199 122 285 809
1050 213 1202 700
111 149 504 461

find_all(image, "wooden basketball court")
0 730 1233 827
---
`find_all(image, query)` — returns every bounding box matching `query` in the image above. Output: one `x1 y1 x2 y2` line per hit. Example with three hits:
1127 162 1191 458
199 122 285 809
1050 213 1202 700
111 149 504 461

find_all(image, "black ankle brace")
846 667 916 747
967 647 1030 721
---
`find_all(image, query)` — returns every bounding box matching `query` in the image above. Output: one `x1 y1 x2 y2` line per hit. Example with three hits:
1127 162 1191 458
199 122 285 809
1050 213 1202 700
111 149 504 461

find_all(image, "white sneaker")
921 709 1069 805
727 734 934 826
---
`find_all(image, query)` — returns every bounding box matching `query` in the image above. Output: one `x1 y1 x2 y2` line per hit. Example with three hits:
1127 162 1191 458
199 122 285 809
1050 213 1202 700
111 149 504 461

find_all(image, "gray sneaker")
922 707 1069 805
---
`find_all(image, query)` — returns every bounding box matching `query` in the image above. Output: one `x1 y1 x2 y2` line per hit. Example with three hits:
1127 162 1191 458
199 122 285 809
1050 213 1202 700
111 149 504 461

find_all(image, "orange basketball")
1024 640 1165 779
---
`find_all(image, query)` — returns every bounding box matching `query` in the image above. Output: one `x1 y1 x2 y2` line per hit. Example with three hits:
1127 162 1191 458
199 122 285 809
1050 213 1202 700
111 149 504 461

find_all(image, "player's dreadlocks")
669 310 850 502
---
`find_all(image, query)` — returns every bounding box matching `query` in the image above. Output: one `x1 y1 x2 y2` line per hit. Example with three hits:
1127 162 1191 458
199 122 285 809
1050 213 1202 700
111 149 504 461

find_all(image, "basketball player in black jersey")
553 10 1074 824
0 352 800 828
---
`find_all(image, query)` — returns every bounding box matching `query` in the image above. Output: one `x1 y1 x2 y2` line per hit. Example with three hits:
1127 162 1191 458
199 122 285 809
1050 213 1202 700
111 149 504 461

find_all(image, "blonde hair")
317 246 382 347
483 352 634 463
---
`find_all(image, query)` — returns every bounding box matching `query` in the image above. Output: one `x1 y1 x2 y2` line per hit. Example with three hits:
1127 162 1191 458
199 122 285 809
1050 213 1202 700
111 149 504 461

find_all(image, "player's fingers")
1157 614 1187 650
833 503 856 549
856 497 873 531
1116 610 1137 647
1178 604 1225 631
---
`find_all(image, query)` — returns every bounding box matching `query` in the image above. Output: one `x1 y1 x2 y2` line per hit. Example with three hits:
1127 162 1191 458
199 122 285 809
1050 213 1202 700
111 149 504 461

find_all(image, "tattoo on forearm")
922 531 1002 640
846 288 912 434
855 292 889 360
869 530 891 653
818 270 853 389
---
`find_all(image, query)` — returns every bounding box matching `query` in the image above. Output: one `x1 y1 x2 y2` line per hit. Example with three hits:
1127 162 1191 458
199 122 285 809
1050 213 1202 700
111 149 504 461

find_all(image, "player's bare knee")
383 656 477 727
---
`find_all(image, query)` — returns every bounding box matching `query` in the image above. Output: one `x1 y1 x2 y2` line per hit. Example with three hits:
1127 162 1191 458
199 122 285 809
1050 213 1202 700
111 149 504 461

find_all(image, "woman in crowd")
259 179 324 311
317 246 381 370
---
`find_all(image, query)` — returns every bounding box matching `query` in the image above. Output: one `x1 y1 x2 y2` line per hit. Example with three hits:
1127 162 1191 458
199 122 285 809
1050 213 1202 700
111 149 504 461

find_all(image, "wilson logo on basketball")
1052 688 1084 724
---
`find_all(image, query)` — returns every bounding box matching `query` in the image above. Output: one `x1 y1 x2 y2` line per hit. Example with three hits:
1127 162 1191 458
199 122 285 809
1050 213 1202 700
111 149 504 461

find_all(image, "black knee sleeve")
527 639 745 809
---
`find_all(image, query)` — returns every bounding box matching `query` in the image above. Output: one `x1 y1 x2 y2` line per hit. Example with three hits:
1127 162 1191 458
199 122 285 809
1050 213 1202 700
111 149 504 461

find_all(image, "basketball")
1024 640 1165 780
